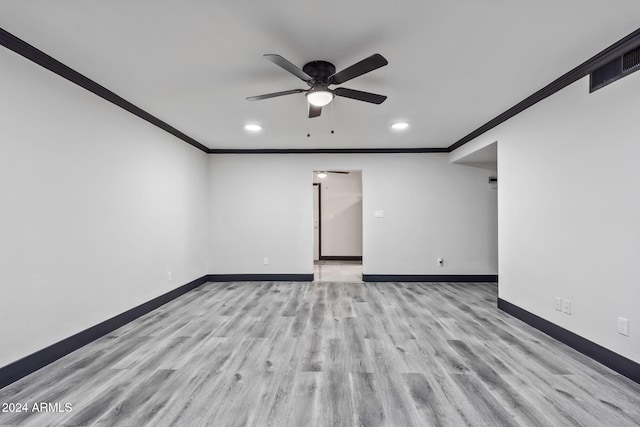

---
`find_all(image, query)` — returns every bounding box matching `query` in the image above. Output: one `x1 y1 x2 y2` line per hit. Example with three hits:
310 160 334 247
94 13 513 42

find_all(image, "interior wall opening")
312 170 362 282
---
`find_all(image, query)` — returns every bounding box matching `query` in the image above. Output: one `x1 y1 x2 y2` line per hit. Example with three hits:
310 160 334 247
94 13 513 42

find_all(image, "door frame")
314 171 363 262
313 183 322 260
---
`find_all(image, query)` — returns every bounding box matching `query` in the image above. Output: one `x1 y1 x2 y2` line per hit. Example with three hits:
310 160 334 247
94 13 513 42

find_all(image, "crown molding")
0 27 209 153
448 26 640 152
3 25 639 155
207 147 448 154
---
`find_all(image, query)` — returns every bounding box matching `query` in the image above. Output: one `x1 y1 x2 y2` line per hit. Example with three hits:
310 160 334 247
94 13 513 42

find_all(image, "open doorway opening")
450 141 498 284
313 170 362 282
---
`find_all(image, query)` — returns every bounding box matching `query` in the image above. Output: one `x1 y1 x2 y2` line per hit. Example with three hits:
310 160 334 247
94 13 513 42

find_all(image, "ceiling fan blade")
308 104 322 118
329 54 388 85
264 54 312 82
334 87 387 104
246 89 306 101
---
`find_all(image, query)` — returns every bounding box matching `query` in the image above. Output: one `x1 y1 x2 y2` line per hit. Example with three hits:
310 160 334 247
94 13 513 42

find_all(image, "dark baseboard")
498 298 639 385
363 274 498 282
0 275 208 390
319 256 363 261
206 274 313 282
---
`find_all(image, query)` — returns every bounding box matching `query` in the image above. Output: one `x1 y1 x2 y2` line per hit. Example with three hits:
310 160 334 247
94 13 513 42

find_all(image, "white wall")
319 171 363 257
0 48 209 367
453 73 640 363
208 154 497 276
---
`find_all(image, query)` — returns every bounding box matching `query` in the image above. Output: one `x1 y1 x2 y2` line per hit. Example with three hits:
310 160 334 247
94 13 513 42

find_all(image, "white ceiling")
1 1 639 150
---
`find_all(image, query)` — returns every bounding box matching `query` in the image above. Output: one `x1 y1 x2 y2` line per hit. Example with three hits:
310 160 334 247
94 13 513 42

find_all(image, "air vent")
590 44 640 92
590 58 622 91
622 45 640 72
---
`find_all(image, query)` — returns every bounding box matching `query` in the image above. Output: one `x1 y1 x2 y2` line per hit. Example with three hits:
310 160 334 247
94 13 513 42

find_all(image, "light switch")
374 210 385 218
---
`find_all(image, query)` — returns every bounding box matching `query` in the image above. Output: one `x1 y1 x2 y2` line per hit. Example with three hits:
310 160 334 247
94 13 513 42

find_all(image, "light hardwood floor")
1 281 639 426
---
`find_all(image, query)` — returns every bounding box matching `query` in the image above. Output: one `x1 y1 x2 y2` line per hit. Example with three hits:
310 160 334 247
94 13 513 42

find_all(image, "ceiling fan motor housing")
303 60 336 84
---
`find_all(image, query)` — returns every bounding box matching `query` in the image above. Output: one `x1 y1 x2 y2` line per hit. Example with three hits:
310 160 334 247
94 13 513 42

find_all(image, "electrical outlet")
167 271 172 282
562 299 571 315
263 257 269 265
555 297 563 311
618 317 629 336
437 257 444 267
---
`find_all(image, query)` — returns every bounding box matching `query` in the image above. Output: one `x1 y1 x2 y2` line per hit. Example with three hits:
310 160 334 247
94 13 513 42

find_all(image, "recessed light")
317 172 328 179
391 122 409 130
245 124 262 132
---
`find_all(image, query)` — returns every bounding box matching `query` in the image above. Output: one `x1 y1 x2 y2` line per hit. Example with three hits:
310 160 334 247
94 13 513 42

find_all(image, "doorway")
313 170 363 281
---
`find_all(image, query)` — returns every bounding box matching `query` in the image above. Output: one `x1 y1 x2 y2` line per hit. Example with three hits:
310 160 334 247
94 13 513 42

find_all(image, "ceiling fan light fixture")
306 89 334 107
317 171 328 179
392 122 409 130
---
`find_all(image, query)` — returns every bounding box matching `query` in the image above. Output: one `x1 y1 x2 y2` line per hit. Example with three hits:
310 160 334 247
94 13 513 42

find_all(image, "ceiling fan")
247 53 388 118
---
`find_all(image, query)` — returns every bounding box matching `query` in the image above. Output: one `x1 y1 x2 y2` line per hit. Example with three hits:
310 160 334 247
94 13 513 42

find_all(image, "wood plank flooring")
1 281 639 426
